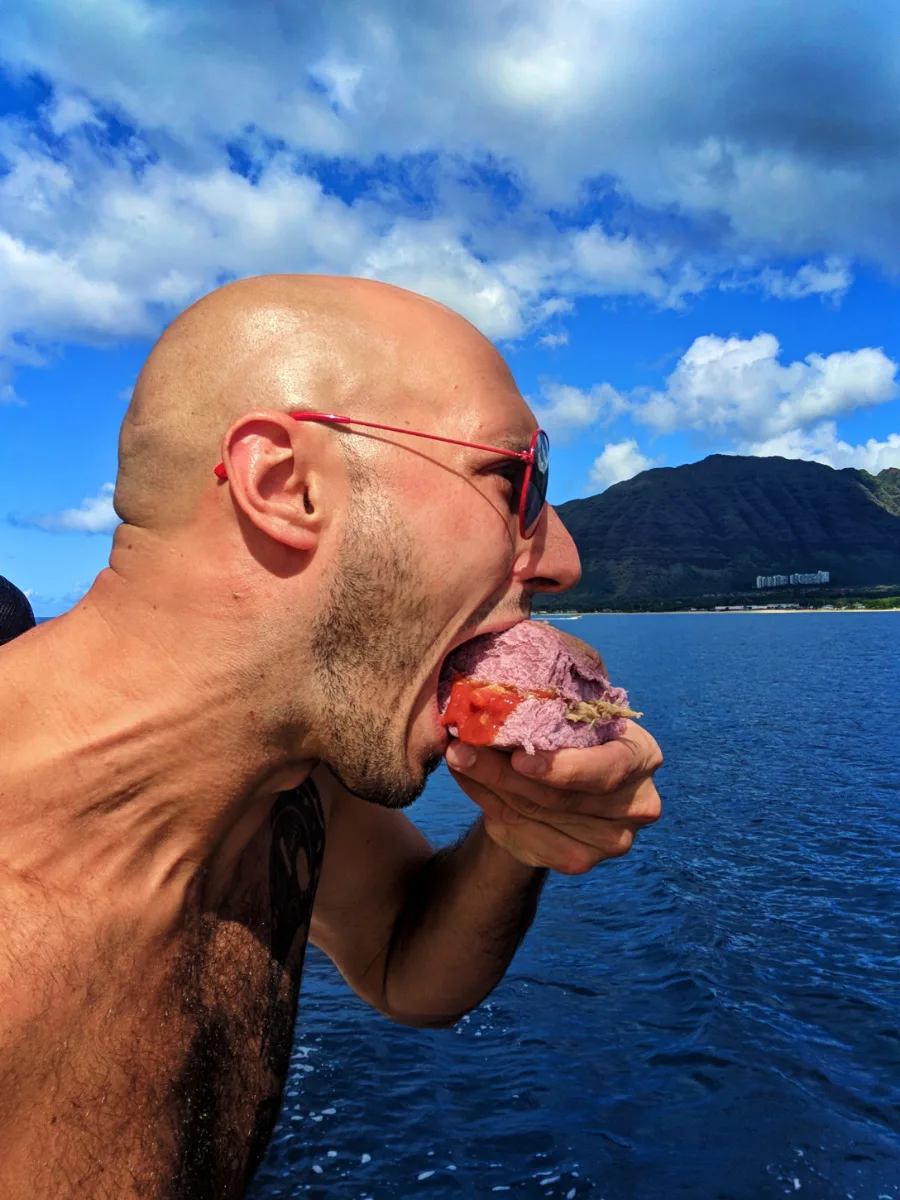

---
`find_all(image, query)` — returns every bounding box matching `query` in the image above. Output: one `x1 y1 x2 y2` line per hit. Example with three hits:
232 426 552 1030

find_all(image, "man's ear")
218 411 329 551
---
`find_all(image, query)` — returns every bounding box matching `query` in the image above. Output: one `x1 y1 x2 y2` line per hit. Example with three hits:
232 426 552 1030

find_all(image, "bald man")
0 276 662 1199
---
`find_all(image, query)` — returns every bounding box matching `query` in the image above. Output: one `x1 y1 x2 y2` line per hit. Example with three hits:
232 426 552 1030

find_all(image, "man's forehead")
387 319 536 448
468 398 537 454
451 375 536 448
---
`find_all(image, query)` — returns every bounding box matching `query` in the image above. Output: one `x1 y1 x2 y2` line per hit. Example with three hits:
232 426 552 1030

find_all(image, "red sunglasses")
214 412 550 538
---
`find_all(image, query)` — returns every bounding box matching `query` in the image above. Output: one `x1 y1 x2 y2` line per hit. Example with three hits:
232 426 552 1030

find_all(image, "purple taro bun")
439 621 641 755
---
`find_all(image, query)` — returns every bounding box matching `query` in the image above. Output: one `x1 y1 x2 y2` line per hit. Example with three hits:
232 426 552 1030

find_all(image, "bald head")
115 275 516 530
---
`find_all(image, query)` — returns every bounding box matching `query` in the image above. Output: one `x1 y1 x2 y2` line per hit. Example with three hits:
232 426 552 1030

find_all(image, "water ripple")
251 614 900 1199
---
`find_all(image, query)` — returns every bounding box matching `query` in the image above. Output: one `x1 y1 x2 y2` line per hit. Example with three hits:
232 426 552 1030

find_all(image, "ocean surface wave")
251 614 900 1199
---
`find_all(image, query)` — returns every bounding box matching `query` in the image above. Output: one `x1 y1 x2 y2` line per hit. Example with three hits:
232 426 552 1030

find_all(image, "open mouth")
436 622 527 714
421 621 529 750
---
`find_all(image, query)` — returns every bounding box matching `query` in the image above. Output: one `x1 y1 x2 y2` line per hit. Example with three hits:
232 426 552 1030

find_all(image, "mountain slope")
550 455 900 604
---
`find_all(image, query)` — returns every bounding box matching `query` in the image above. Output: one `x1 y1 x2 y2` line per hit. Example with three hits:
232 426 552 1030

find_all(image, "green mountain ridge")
545 455 900 606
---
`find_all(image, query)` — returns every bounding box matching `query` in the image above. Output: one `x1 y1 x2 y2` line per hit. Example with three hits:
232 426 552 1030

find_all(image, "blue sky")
2 0 900 615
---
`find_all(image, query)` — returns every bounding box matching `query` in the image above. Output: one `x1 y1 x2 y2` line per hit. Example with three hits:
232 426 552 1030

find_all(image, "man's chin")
328 751 442 810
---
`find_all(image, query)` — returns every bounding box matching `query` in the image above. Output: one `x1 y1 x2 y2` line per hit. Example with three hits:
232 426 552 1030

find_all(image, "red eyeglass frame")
214 411 549 538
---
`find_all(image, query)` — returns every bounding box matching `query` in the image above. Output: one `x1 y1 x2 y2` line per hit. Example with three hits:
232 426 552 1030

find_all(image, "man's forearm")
380 818 546 1027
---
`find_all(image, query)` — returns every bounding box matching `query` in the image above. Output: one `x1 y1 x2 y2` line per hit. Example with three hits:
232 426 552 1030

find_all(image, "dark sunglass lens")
523 432 550 534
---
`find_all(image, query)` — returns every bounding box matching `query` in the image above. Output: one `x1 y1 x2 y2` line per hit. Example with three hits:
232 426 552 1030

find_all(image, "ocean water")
248 612 900 1200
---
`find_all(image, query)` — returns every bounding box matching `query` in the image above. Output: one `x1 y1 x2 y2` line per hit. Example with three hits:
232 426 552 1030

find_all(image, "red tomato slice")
442 678 557 745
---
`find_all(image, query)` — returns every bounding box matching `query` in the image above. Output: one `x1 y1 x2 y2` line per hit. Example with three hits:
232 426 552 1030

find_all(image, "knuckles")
558 828 635 874
633 784 663 825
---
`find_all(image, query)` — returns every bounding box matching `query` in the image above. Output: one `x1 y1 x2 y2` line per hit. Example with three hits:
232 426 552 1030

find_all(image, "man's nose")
516 505 582 594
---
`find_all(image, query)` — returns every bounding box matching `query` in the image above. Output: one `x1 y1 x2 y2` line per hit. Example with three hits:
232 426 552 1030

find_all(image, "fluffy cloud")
638 334 899 440
0 360 22 404
4 0 900 269
589 441 657 491
532 381 625 440
755 258 852 303
22 483 119 534
0 128 538 354
3 0 900 410
551 331 899 491
0 116 723 367
746 422 900 474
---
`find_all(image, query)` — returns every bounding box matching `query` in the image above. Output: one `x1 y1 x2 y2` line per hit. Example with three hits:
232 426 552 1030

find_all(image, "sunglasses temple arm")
289 414 534 462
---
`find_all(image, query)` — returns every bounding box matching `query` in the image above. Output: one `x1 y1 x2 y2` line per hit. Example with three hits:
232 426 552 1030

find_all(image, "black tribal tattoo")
244 779 326 1186
268 781 327 970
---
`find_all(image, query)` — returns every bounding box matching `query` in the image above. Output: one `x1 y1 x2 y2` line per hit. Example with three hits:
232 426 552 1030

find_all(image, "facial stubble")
310 494 443 809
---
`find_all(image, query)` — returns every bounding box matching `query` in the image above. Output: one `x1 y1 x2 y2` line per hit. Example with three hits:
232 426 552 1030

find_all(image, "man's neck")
0 573 316 926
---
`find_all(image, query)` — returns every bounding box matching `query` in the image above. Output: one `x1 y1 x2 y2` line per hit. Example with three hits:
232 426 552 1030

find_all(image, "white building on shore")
755 570 830 589
790 570 830 585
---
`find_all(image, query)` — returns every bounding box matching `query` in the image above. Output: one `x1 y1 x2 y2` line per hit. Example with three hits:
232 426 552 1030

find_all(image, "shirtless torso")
0 778 328 1200
0 275 661 1199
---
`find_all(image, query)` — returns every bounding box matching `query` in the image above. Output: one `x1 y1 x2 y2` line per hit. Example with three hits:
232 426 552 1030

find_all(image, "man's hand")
444 722 663 875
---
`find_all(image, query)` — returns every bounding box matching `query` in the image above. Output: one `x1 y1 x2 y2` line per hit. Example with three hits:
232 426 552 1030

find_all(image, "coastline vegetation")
536 586 900 615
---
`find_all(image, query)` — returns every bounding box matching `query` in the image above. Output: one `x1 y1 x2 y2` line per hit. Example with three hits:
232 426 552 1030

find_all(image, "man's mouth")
434 617 529 719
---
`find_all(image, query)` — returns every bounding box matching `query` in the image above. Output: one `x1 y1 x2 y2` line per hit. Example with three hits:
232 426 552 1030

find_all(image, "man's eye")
491 463 522 510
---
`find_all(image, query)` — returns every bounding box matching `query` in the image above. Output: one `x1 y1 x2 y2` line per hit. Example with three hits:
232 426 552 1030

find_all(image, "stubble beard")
310 495 442 809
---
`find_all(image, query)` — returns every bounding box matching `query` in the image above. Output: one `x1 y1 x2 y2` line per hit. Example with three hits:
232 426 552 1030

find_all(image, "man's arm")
309 717 662 1030
308 764 545 1029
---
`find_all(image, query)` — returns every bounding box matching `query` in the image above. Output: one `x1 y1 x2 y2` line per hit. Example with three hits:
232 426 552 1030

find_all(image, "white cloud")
3 0 900 424
4 0 900 271
0 118 725 372
756 257 852 302
26 483 119 534
541 331 900 486
0 227 153 348
46 90 102 136
532 381 625 440
0 360 23 405
538 332 568 349
499 226 699 313
589 441 657 491
360 218 529 339
638 334 899 440
568 228 674 300
0 130 542 355
310 58 365 113
3 0 893 405
746 422 900 474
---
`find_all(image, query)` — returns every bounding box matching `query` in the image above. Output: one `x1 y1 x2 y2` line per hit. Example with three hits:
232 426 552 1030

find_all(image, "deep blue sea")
249 612 900 1200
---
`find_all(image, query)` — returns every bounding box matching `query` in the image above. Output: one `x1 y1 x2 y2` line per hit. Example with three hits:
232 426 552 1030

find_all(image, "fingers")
444 725 664 818
509 722 663 793
445 741 572 811
523 777 662 826
452 771 634 874
444 722 664 876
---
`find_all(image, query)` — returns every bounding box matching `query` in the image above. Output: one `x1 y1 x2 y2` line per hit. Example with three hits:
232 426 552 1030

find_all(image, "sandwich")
439 620 641 755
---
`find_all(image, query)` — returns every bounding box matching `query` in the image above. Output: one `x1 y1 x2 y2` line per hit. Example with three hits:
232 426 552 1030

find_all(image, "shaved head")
115 275 510 530
102 273 572 806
